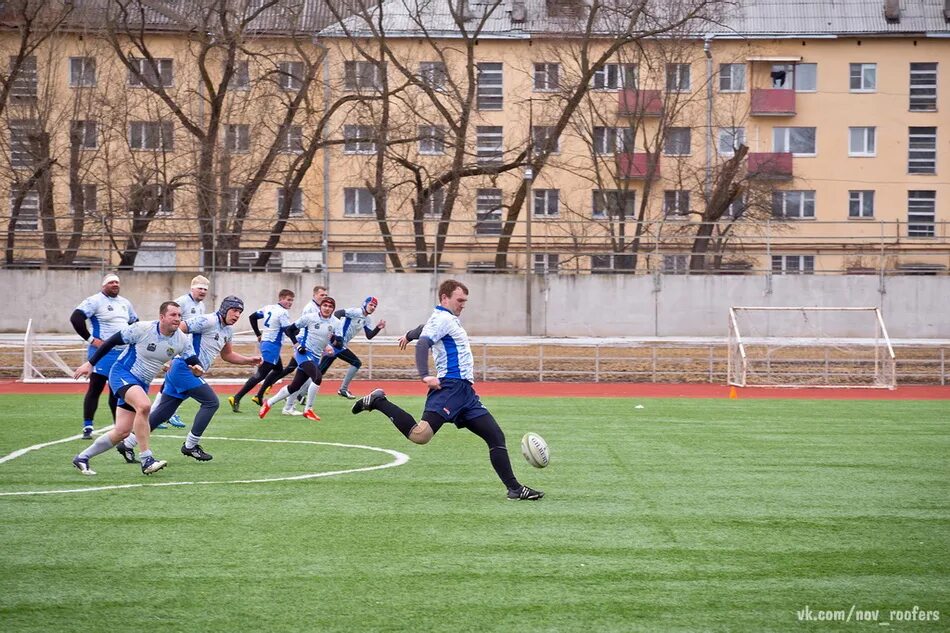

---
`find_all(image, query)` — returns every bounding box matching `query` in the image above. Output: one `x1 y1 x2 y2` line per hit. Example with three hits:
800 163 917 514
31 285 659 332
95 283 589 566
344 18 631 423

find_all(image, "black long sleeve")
365 325 383 340
70 309 91 340
404 324 424 342
87 332 125 366
284 323 299 345
415 336 434 378
249 312 262 337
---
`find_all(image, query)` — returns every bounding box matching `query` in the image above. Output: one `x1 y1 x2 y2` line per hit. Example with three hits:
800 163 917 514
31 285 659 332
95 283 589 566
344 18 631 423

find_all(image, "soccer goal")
19 319 83 382
727 307 896 389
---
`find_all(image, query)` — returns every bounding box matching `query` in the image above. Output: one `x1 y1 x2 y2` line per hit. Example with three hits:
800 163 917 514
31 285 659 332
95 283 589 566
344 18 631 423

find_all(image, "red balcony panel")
617 152 653 179
750 88 796 116
748 152 793 179
618 89 663 116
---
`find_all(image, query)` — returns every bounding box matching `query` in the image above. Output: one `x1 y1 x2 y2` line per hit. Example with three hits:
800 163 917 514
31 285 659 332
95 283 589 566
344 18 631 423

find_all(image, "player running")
228 289 294 412
319 296 385 399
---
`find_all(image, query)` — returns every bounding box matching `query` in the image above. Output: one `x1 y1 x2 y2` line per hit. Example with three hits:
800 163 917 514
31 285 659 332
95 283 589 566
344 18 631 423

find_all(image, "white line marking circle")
0 432 410 497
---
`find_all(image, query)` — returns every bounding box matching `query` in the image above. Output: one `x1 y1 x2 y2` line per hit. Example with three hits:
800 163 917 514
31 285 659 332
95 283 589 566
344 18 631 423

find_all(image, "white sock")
140 449 153 459
185 433 201 449
79 434 116 459
305 383 321 410
267 386 290 407
124 434 138 449
153 392 163 408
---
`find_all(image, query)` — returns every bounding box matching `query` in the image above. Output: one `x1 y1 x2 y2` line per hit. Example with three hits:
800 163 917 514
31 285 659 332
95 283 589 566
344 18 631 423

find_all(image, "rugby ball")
521 432 550 468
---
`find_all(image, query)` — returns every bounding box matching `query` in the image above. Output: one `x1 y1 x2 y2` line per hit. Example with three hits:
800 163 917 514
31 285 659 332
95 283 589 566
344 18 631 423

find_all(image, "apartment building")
1 0 948 274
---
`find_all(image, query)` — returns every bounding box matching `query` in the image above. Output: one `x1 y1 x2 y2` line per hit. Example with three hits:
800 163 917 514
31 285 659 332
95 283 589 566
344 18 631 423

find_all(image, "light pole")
524 98 534 336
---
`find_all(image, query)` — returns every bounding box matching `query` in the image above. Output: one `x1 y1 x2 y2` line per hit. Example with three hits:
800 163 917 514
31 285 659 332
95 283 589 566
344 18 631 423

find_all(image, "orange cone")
728 386 738 399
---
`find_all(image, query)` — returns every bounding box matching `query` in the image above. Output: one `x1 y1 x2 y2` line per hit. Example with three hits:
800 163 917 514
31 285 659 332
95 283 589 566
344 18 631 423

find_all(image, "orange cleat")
258 402 271 419
302 409 321 421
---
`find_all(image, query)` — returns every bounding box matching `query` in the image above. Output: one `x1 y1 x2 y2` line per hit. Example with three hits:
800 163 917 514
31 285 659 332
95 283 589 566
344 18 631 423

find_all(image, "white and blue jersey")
421 306 474 383
175 292 205 318
255 303 292 364
292 312 339 365
76 292 138 375
337 308 375 348
163 314 233 399
108 321 192 401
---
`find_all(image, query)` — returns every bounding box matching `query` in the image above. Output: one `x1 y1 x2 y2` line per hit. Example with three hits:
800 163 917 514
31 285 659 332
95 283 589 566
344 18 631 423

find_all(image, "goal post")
728 306 896 389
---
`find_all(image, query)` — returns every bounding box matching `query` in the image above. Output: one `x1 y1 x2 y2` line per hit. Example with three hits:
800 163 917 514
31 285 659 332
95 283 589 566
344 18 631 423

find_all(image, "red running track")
1 379 948 399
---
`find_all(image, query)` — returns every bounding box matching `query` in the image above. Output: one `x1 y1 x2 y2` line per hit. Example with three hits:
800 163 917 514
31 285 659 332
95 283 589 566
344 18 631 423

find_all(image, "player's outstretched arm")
398 324 424 350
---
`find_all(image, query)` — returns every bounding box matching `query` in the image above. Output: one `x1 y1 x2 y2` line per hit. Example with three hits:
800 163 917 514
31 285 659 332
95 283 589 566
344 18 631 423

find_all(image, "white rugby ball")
521 432 550 468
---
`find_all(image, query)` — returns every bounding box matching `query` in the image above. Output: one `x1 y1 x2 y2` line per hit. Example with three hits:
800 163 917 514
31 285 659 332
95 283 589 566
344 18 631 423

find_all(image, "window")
849 190 874 219
70 57 96 87
9 56 37 99
475 189 503 235
770 63 793 89
344 60 380 91
773 127 816 155
907 190 936 237
772 190 816 219
70 184 97 215
419 125 445 154
135 184 174 217
663 254 689 274
419 61 447 90
534 63 559 91
344 188 375 216
848 127 876 157
277 60 304 90
849 63 876 92
129 121 174 150
128 57 173 87
71 120 97 149
593 63 636 90
533 253 559 273
225 124 250 152
8 119 37 168
10 189 38 231
344 125 376 154
232 60 250 89
422 189 444 217
476 126 503 164
533 189 559 217
772 255 815 274
718 127 745 155
908 127 936 174
476 62 503 110
531 126 559 155
592 190 635 219
593 126 633 155
794 63 817 91
909 62 937 111
277 187 303 217
727 193 746 219
718 63 745 92
666 63 690 92
663 190 690 216
343 252 386 272
277 125 303 153
664 128 691 156
591 254 634 274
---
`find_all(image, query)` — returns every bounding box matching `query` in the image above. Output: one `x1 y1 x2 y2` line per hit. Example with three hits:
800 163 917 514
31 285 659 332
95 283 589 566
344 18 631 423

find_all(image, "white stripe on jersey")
421 306 473 382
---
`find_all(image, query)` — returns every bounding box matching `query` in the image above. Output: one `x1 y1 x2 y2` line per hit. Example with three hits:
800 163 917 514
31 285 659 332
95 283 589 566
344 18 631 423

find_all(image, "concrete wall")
6 270 948 338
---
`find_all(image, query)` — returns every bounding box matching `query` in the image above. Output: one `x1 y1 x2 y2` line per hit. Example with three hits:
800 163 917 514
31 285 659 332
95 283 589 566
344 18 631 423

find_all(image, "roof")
319 0 950 39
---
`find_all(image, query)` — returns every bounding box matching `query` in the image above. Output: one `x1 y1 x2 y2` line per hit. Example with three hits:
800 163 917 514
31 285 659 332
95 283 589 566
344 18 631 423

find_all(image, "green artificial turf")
0 394 947 632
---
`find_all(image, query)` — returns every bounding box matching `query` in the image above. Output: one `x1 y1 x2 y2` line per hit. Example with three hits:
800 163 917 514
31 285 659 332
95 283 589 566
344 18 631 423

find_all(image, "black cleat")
338 388 357 400
180 443 213 461
81 426 94 440
72 455 96 476
351 388 385 414
507 485 544 501
116 443 138 464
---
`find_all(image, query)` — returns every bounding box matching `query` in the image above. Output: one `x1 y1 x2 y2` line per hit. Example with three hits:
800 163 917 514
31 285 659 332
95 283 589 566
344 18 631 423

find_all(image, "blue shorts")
162 358 207 400
108 364 150 406
88 346 121 377
293 349 320 367
260 341 283 365
423 379 489 426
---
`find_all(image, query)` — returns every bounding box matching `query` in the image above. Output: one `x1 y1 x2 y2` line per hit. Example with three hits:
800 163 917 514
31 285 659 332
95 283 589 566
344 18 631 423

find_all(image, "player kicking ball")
351 280 543 501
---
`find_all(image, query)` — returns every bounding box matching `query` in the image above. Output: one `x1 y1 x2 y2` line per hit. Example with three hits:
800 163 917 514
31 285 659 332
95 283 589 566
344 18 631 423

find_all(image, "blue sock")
83 419 93 429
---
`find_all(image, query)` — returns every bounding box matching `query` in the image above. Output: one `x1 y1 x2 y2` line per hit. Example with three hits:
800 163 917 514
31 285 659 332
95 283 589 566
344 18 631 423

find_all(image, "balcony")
750 89 796 116
747 152 793 180
617 152 654 179
618 89 663 117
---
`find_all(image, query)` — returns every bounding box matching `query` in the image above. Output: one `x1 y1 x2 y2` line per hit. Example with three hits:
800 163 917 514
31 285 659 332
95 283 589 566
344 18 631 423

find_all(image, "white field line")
0 433 409 497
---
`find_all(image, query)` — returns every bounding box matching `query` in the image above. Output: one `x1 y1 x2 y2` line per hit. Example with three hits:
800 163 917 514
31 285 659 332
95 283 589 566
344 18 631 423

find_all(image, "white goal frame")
728 306 896 389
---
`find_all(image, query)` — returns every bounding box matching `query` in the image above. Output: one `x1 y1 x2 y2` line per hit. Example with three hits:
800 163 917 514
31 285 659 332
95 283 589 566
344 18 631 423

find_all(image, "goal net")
728 307 896 389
